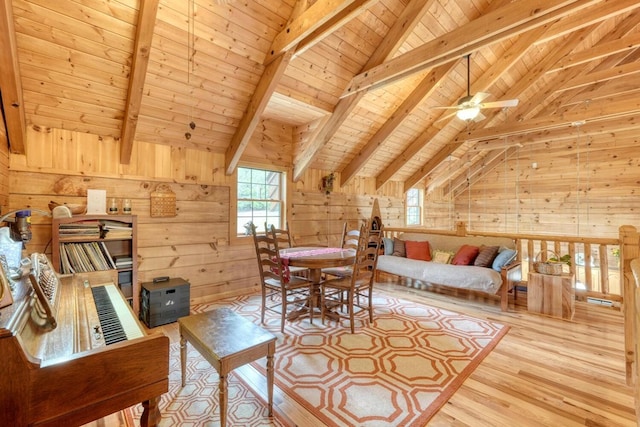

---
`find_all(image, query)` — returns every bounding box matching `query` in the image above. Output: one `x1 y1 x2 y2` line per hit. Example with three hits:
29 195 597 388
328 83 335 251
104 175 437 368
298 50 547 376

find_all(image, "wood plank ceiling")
1 0 639 196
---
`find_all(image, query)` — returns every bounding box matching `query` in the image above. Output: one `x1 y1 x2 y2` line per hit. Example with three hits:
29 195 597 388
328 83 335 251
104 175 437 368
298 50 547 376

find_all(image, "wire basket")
533 250 564 275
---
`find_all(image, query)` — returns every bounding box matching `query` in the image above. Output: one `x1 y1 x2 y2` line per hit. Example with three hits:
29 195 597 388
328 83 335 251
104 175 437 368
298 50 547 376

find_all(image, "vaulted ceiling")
1 0 639 196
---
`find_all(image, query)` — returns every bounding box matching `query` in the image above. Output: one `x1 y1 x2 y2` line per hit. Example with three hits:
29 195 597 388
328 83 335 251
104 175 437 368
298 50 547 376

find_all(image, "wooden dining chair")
322 222 362 279
251 226 314 333
320 224 382 333
267 223 309 278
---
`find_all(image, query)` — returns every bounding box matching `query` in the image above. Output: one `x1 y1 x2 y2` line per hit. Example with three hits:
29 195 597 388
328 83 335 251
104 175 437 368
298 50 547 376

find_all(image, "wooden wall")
0 118 8 210
6 124 404 303
426 129 640 239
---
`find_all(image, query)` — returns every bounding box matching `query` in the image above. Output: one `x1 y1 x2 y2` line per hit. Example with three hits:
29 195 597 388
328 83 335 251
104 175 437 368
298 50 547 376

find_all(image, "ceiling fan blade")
431 105 461 110
472 111 486 122
435 110 459 123
470 92 491 104
479 99 519 109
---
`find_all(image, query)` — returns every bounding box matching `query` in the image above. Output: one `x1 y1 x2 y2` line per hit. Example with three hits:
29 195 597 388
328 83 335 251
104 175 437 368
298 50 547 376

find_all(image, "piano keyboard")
91 284 144 345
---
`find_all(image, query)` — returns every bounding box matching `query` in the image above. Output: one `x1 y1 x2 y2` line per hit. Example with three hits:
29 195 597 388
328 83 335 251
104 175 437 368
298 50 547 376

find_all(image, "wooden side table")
179 307 277 427
528 272 575 319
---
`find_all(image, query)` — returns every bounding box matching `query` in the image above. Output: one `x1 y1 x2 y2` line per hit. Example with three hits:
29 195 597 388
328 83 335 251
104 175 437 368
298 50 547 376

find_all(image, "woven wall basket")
150 184 177 218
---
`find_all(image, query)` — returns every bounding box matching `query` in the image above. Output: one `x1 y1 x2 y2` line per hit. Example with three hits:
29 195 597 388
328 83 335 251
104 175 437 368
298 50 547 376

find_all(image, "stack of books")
58 242 116 274
114 256 133 269
59 221 101 237
100 220 132 238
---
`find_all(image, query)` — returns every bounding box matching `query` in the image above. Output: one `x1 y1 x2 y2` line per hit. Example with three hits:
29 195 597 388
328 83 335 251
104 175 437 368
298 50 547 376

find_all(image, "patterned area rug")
125 342 286 427
180 291 510 427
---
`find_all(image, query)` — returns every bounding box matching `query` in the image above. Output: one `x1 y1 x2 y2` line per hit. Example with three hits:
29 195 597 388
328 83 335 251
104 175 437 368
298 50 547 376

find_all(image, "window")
237 167 284 235
406 188 422 225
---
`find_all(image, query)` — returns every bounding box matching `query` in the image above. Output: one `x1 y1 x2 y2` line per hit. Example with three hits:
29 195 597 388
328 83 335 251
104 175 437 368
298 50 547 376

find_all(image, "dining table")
278 246 356 320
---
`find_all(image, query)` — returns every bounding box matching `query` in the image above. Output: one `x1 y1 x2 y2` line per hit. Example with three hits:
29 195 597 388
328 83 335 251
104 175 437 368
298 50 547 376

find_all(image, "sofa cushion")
382 237 394 255
492 248 517 272
451 245 480 265
405 240 431 261
392 238 406 257
432 250 453 264
474 245 499 267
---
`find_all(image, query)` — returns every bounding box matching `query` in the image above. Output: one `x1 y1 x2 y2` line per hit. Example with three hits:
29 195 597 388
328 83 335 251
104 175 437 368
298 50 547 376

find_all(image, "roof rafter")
292 0 436 182
120 0 160 164
0 0 26 154
225 0 368 175
342 0 601 98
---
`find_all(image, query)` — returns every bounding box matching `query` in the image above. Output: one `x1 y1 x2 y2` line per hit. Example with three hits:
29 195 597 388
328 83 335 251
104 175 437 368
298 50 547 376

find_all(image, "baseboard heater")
586 297 614 307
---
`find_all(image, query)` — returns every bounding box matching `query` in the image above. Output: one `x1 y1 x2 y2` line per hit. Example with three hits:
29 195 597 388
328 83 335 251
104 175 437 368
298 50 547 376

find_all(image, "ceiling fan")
433 54 519 122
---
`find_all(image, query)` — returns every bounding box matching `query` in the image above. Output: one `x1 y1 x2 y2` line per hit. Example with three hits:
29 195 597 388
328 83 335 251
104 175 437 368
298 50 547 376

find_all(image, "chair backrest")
252 226 286 285
340 223 361 251
349 224 382 288
267 222 294 249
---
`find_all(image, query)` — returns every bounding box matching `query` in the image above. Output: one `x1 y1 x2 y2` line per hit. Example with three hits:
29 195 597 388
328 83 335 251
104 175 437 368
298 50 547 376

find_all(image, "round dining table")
278 247 355 322
279 246 355 285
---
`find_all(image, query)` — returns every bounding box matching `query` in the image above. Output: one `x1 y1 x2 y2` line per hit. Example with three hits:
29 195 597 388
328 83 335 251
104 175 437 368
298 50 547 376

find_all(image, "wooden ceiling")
2 0 640 195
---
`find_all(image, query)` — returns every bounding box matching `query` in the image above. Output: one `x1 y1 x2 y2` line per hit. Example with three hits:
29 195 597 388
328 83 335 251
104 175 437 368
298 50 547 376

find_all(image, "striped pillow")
474 246 500 268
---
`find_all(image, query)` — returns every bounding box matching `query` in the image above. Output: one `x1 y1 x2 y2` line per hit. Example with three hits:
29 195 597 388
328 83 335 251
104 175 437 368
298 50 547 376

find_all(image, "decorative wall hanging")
321 173 335 194
150 184 177 217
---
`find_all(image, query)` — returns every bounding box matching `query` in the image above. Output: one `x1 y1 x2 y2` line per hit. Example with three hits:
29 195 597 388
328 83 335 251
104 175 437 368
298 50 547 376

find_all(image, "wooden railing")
385 223 640 390
384 222 622 301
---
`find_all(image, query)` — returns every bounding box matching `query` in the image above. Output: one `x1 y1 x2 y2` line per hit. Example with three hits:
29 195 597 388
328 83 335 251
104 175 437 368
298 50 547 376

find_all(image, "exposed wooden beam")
453 93 640 144
450 147 520 198
342 0 599 97
292 0 435 182
339 62 458 187
0 0 26 154
293 0 378 60
120 0 160 164
265 0 365 64
469 114 640 148
225 50 294 175
532 0 640 45
547 32 640 72
400 24 596 192
555 61 640 93
374 24 545 190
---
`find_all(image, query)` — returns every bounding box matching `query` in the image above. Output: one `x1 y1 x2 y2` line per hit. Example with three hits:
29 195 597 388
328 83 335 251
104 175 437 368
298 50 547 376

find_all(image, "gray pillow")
492 249 517 271
382 237 394 255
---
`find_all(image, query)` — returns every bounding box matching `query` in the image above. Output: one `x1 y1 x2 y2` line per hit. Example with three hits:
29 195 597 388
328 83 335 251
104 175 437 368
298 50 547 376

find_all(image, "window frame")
406 188 423 226
231 164 289 244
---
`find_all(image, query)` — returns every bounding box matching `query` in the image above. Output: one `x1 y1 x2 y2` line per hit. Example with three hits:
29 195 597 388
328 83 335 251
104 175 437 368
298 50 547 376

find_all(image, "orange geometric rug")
182 291 510 427
125 342 288 426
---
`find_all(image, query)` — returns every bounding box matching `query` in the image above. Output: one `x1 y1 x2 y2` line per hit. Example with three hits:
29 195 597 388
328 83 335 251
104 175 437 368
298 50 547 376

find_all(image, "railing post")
620 225 640 386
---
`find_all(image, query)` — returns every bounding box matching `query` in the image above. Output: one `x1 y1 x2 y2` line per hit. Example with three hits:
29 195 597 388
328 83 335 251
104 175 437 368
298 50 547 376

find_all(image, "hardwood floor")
112 277 637 427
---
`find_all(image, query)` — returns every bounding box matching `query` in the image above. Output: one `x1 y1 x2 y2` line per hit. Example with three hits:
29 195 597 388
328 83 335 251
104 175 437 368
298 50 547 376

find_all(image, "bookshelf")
51 215 138 314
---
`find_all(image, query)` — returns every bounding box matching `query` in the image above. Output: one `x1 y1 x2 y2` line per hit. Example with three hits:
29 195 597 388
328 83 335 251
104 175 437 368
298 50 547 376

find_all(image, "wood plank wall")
0 119 8 210
5 124 404 303
427 130 640 239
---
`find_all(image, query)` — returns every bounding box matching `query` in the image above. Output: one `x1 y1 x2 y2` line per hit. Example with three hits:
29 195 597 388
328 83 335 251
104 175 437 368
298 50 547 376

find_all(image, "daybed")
378 228 521 311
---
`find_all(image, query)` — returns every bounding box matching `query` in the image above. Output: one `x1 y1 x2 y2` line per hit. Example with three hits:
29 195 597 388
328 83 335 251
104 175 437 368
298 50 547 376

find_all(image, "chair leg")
261 287 266 324
320 286 326 325
308 285 314 325
280 290 286 333
349 290 355 334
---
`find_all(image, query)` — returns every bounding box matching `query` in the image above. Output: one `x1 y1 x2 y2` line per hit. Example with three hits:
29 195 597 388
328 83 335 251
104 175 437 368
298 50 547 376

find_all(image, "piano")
0 256 169 427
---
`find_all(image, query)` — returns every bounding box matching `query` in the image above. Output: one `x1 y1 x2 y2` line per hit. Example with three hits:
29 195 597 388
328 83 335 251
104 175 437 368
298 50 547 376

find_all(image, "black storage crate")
140 277 190 328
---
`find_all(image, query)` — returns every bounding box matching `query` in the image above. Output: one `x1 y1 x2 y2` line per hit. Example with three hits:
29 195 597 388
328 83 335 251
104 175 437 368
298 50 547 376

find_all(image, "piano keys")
0 266 169 427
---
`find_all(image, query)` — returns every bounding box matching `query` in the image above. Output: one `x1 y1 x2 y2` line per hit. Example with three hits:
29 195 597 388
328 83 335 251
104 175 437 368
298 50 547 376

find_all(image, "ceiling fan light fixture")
456 106 480 121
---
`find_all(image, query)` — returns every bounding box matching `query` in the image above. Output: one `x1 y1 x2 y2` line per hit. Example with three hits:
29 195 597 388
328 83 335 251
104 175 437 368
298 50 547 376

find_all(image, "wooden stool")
178 307 276 426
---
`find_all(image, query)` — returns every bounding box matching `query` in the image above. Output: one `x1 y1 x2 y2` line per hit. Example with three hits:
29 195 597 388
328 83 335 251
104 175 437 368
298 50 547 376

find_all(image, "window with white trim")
237 167 283 235
406 188 422 225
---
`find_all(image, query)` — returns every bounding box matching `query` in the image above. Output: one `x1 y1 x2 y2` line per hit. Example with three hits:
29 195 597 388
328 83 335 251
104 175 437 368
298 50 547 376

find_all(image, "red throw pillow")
405 240 431 261
451 245 480 265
